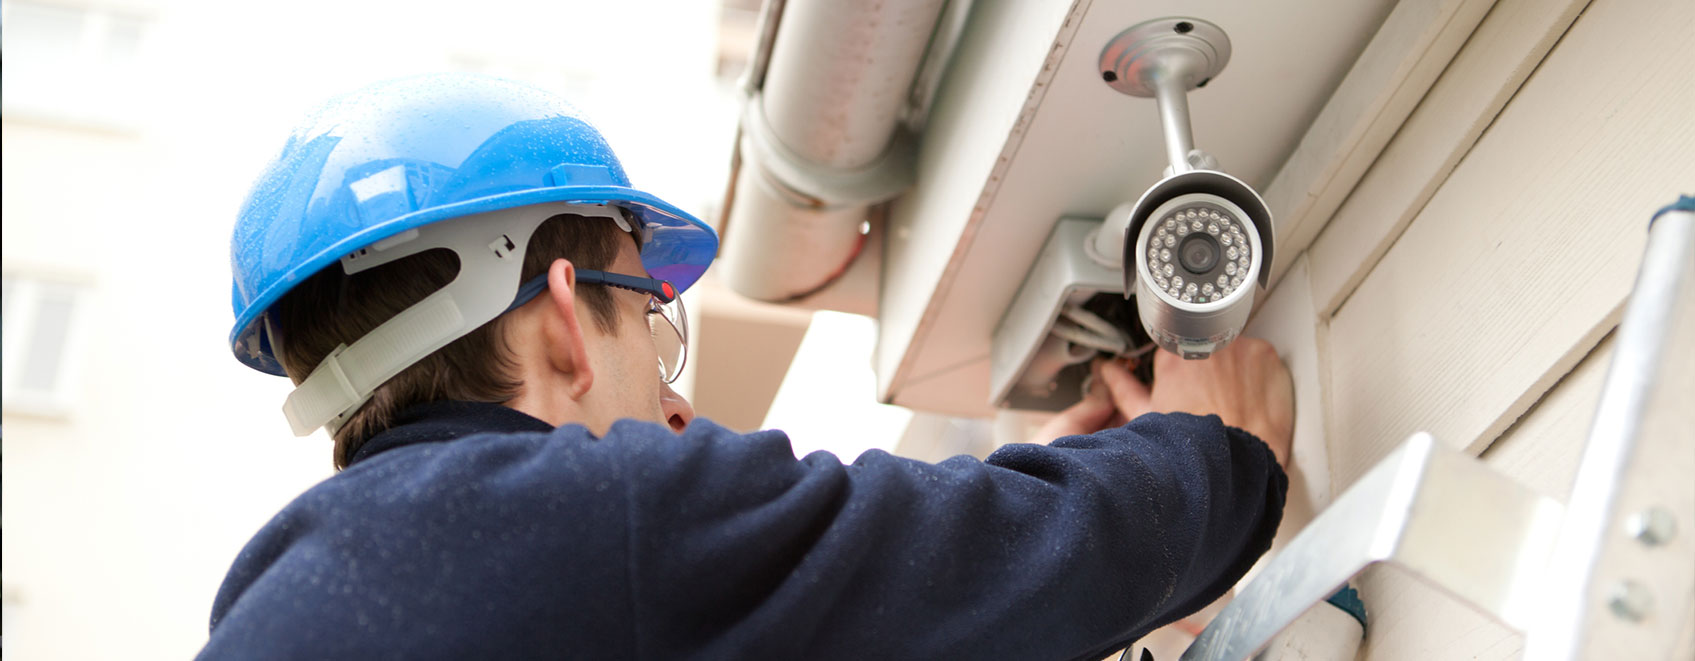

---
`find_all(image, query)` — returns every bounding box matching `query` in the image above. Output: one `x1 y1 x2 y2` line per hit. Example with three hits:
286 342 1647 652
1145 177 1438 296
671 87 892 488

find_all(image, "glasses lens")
650 294 687 383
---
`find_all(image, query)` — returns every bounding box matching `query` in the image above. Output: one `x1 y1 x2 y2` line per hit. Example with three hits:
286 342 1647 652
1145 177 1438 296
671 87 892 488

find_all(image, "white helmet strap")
281 202 627 436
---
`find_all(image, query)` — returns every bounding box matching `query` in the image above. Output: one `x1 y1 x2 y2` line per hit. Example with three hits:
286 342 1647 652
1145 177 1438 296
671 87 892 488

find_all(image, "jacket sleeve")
620 411 1286 661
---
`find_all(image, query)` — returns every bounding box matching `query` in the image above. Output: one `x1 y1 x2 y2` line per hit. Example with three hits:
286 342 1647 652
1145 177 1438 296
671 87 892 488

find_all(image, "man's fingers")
1030 377 1114 444
1096 359 1152 420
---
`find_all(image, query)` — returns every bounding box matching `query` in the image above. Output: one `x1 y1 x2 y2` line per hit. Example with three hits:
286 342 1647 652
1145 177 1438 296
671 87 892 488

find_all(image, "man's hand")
1030 360 1149 444
1031 338 1293 467
1143 338 1293 466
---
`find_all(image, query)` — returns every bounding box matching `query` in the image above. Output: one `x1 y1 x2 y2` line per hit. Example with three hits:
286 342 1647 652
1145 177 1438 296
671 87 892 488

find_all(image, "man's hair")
274 213 635 469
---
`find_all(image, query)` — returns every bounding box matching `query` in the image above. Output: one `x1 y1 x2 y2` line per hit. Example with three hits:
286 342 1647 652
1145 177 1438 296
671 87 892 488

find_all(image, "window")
2 274 90 416
0 1 151 130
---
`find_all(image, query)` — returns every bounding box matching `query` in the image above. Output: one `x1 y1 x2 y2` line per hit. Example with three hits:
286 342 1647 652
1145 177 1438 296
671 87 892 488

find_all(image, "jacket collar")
349 400 555 467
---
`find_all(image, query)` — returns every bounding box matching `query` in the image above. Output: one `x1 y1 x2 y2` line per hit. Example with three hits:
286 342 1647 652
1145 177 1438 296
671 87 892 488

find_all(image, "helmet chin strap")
282 202 624 437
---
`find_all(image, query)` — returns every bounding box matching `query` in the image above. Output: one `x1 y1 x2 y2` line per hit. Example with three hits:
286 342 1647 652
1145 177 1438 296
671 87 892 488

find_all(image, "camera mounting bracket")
1099 17 1232 174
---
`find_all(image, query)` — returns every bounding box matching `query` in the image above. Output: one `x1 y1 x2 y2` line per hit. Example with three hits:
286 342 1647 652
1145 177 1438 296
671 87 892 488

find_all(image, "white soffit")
878 0 1400 416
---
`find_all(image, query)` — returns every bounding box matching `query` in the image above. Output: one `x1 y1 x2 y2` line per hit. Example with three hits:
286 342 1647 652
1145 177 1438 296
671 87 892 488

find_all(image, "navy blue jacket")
200 401 1285 660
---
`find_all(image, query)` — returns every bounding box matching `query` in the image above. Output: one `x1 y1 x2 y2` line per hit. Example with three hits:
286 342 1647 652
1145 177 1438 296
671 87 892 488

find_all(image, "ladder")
1178 197 1695 661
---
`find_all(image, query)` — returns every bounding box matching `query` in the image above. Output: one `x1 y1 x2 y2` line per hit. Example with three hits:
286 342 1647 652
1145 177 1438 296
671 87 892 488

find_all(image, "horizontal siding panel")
1325 0 1695 488
1262 0 1496 287
1307 0 1590 318
1479 332 1613 502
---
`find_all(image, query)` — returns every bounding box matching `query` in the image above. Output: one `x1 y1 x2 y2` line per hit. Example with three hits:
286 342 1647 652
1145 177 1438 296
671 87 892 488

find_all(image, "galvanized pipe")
720 0 948 303
760 0 944 169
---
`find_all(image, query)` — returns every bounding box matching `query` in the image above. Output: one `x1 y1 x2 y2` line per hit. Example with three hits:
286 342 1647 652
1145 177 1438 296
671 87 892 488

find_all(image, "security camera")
989 16 1275 410
1100 16 1274 359
1122 170 1272 359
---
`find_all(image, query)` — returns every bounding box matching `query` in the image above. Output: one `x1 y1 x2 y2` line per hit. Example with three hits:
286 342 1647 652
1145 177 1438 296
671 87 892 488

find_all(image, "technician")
200 73 1292 660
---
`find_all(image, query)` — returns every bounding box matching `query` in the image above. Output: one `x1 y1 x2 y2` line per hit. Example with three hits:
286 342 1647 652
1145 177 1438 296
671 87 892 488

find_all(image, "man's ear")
543 258 594 399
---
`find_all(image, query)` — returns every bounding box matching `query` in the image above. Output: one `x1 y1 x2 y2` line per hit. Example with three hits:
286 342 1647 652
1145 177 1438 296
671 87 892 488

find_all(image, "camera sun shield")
1121 170 1273 359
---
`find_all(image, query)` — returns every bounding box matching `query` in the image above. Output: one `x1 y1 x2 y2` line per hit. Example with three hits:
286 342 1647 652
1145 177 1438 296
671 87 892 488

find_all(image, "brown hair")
274 213 634 469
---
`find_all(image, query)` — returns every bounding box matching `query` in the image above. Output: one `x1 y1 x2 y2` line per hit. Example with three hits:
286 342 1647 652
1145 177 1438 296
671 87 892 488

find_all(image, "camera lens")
1178 234 1219 273
1144 201 1255 304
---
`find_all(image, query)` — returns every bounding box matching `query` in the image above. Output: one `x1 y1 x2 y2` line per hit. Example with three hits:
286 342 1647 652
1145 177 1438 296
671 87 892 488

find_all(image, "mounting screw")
1608 580 1653 622
1099 18 1231 98
1624 507 1677 546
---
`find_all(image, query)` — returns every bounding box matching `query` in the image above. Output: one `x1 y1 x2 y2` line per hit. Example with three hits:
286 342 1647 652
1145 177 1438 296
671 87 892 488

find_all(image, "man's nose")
660 382 695 432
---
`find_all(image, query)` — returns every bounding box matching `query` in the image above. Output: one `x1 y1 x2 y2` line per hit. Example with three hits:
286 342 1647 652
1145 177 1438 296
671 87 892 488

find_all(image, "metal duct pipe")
720 0 951 303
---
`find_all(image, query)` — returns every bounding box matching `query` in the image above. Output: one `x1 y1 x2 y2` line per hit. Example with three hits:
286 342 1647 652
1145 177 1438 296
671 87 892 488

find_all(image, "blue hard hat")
229 73 718 376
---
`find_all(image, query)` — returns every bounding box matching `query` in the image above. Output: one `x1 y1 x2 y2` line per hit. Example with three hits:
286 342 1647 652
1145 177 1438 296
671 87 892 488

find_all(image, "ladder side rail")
1527 203 1695 660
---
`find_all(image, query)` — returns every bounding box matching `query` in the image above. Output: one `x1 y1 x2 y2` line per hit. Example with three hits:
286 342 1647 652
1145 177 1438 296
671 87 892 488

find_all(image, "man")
201 73 1292 660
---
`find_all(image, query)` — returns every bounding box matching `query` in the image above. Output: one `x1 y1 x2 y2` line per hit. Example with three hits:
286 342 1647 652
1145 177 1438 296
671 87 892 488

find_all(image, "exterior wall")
1 2 730 658
1288 0 1695 656
1 115 337 660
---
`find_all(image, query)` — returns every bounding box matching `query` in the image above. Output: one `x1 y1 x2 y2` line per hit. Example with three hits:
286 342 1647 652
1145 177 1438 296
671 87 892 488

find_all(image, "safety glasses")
506 270 688 384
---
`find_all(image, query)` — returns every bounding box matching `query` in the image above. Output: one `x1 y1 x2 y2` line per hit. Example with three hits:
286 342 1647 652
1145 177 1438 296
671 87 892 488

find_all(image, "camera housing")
1099 16 1275 360
1123 169 1273 358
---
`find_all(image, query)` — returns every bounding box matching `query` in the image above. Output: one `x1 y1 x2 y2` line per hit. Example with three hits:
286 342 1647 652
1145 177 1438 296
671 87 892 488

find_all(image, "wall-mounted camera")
990 16 1274 410
1098 16 1275 360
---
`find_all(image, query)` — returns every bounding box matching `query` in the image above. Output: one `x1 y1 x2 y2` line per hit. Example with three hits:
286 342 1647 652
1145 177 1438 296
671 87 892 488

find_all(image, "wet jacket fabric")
199 401 1285 661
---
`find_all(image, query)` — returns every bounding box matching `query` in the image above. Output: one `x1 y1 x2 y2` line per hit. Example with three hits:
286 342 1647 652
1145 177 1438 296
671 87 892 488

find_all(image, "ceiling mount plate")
1099 17 1232 98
